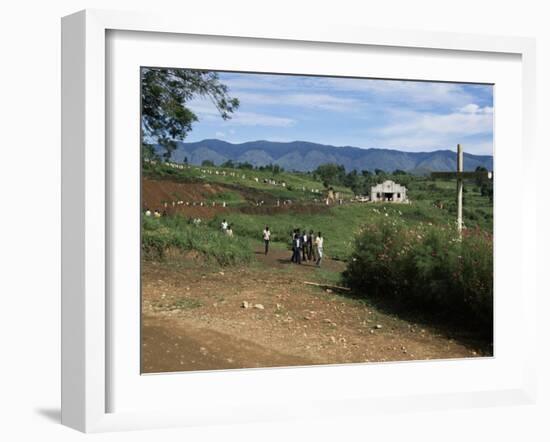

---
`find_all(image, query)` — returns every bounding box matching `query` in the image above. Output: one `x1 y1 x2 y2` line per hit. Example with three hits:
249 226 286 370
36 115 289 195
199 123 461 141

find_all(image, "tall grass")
142 215 252 266
343 218 493 336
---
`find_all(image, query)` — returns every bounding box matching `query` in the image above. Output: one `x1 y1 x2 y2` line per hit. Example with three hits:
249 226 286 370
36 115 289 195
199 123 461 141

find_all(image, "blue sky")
185 72 494 155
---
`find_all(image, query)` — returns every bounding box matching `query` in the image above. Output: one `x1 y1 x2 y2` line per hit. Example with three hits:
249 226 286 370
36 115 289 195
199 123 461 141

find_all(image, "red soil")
142 178 231 218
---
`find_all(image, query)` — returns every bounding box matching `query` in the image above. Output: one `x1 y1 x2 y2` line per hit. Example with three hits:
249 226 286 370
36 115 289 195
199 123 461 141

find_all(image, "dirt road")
141 245 488 373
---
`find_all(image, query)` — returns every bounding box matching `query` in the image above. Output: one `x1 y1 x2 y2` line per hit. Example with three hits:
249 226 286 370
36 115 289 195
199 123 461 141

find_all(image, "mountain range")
159 139 493 174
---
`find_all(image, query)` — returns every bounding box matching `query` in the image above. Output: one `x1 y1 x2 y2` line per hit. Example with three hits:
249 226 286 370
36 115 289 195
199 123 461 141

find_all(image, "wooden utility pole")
456 144 463 234
430 144 493 238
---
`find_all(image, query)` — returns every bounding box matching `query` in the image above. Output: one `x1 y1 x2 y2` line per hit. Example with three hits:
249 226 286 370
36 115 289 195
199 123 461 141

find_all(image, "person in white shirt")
226 224 233 237
315 232 324 267
221 219 228 231
144 208 152 217
263 226 271 255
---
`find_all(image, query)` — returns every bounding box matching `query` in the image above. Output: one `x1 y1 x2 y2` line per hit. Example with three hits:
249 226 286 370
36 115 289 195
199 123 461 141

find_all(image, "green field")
143 161 492 261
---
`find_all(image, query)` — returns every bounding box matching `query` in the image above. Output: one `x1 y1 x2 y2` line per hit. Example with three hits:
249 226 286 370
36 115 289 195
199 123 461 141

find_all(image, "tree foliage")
141 68 239 160
313 163 346 187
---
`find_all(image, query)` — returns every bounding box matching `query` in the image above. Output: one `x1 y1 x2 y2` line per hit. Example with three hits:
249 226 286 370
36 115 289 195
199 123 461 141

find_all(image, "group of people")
220 219 234 237
261 226 324 267
290 229 324 267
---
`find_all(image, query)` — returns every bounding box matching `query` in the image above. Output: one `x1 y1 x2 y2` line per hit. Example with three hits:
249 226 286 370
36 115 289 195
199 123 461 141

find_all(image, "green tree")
313 163 346 187
237 161 254 170
475 166 489 188
142 143 159 162
201 160 215 167
344 169 360 193
141 68 239 160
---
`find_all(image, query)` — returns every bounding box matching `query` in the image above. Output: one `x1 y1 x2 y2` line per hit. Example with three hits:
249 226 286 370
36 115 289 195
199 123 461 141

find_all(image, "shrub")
343 218 493 336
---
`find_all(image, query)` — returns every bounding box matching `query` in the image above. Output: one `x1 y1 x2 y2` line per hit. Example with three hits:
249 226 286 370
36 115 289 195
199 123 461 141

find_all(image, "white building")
370 180 408 203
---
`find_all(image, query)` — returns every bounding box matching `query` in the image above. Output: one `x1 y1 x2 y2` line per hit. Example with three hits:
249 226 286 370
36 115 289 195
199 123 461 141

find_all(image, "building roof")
371 180 407 191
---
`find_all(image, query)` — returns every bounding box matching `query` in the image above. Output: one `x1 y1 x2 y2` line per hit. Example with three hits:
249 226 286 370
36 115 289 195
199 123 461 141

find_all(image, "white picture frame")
61 9 537 433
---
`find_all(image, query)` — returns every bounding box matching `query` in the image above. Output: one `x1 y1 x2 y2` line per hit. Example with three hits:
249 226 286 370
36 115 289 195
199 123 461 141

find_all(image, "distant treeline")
311 163 415 196
311 162 493 200
201 159 284 174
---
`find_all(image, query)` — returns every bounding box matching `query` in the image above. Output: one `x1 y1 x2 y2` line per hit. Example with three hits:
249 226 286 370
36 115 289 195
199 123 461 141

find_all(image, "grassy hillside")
143 160 492 260
143 160 353 203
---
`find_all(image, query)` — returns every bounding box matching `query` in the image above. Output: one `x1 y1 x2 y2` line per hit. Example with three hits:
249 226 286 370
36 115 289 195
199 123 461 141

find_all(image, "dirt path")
141 245 488 373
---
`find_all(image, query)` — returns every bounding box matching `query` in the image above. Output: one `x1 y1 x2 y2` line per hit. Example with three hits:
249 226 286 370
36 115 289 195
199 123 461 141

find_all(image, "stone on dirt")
241 301 250 309
254 304 265 310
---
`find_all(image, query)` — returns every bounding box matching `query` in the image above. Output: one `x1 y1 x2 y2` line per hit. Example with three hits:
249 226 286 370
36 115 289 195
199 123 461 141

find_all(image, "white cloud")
226 73 491 115
307 77 489 109
223 75 290 91
232 91 360 112
228 111 295 127
379 109 493 137
215 131 226 138
459 103 494 114
285 93 359 111
361 106 494 154
364 134 493 155
188 97 295 127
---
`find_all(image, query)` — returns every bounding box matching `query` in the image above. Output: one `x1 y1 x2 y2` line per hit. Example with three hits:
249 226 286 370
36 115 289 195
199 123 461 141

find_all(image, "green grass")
210 201 477 261
142 215 253 266
203 190 245 205
407 178 493 231
143 163 492 264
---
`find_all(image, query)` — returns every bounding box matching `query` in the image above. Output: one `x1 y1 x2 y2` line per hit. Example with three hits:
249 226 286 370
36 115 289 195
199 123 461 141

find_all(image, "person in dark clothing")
307 229 314 261
292 231 302 264
290 229 297 262
301 230 308 261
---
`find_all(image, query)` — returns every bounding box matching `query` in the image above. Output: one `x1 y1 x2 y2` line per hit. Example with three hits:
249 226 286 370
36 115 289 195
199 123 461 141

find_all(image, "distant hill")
158 139 493 173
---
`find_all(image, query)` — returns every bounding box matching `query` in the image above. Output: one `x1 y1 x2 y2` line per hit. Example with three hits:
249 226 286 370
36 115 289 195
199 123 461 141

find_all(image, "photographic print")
140 68 493 373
